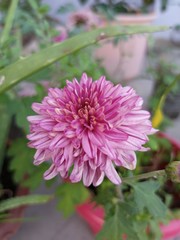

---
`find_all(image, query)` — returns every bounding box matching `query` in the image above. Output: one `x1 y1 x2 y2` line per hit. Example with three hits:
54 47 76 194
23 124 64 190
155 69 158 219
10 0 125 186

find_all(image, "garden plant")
0 1 179 240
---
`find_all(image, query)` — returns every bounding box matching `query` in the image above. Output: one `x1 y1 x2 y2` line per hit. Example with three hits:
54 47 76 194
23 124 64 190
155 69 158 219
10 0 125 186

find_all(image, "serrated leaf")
133 220 149 240
96 203 141 240
56 182 90 217
132 180 167 218
22 164 49 190
0 194 53 213
8 138 35 184
8 96 36 133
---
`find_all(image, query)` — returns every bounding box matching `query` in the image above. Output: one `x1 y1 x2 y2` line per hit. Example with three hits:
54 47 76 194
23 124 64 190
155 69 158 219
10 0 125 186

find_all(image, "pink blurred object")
53 26 68 43
76 201 104 234
17 82 37 97
76 201 180 239
95 13 157 82
17 80 50 97
160 220 180 240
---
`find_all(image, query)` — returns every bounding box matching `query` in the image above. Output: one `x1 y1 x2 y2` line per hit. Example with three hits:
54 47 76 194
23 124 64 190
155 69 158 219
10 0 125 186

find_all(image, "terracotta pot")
0 187 29 240
95 13 157 82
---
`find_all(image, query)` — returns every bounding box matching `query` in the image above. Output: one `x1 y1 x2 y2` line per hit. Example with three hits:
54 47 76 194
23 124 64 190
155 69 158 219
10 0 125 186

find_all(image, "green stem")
115 185 124 201
123 169 166 184
0 0 19 45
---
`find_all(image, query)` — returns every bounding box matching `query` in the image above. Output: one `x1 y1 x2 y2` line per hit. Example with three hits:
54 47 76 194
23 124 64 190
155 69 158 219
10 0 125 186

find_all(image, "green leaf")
0 25 169 93
56 182 90 217
0 0 19 45
22 164 50 190
148 220 162 240
12 97 36 133
96 203 142 240
133 220 149 240
0 95 11 174
132 180 167 218
0 194 53 213
147 135 159 151
8 138 35 184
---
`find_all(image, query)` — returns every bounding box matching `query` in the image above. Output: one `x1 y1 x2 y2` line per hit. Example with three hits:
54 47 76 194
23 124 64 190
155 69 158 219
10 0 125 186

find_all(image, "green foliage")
96 180 168 240
0 25 168 94
0 100 11 174
132 181 167 218
8 138 35 184
8 138 52 190
0 0 175 232
148 61 180 120
97 201 151 240
56 46 107 87
0 0 19 45
22 164 50 190
95 180 117 207
8 137 48 190
97 203 139 240
56 182 90 217
0 194 53 213
136 134 172 172
80 0 168 18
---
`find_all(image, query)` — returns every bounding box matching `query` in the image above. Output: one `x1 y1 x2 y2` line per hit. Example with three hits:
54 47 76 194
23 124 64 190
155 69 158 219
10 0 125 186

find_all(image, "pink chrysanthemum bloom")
27 73 156 186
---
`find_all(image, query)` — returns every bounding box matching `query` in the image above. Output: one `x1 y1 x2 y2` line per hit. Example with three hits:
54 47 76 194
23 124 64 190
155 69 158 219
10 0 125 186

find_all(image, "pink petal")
104 160 121 185
82 133 93 158
44 164 58 180
27 115 44 123
34 149 51 165
83 163 95 186
70 162 84 182
93 168 105 186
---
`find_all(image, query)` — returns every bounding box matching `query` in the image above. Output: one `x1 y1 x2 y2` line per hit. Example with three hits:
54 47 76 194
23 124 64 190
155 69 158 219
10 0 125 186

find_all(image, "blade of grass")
0 0 19 45
0 25 169 94
0 194 53 213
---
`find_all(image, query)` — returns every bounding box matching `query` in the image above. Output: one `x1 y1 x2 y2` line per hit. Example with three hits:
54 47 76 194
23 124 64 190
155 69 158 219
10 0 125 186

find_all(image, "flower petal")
44 164 58 180
104 160 121 185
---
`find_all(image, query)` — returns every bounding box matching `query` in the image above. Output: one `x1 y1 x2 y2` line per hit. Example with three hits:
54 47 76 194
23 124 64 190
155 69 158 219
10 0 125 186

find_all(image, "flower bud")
165 161 180 183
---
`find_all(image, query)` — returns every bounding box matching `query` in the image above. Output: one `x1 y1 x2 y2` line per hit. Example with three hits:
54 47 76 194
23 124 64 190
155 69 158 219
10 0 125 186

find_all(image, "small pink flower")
17 81 50 97
53 26 68 43
27 73 156 186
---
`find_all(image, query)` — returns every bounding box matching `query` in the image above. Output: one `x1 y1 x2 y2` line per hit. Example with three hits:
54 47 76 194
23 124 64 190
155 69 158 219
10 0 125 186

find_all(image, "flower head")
27 73 156 186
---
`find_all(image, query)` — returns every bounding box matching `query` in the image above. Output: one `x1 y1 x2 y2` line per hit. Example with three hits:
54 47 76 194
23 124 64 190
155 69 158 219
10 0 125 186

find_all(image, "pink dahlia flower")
27 73 156 186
